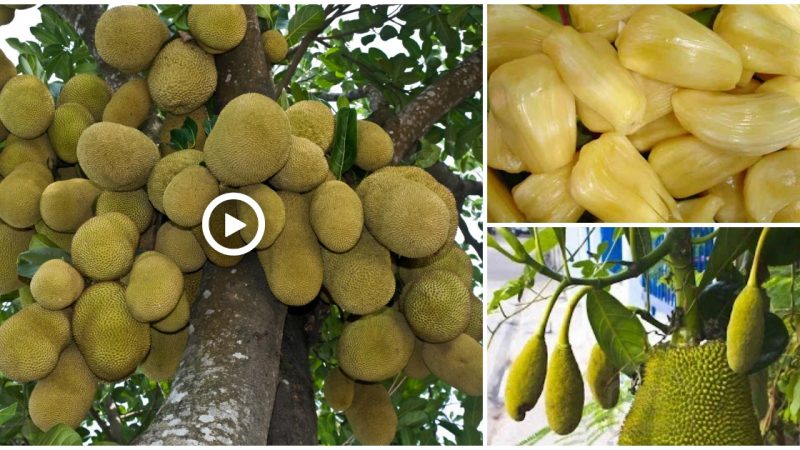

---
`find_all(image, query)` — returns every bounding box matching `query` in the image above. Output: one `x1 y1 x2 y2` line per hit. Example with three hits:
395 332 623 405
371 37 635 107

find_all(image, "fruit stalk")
667 228 700 345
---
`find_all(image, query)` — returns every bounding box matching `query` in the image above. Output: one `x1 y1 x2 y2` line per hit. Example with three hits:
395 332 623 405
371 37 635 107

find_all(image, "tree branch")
458 215 480 256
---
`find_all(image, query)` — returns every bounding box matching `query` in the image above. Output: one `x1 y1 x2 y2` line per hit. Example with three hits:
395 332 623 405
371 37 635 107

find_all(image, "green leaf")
699 228 759 289
689 5 721 28
398 410 428 427
0 403 17 426
458 395 483 445
328 107 357 178
335 95 349 109
17 247 71 279
379 25 397 40
488 265 535 313
586 289 648 376
34 423 82 446
286 5 325 46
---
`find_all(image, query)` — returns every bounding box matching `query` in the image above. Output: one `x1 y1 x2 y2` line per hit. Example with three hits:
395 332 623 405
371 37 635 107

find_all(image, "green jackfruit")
544 343 584 435
163 165 219 228
398 242 473 288
257 191 323 306
310 180 363 253
152 291 190 333
355 120 393 171
726 285 765 374
269 136 328 193
337 308 415 382
587 343 619 409
193 199 244 267
0 134 54 176
148 40 217 115
183 269 204 304
403 338 430 379
147 149 204 213
0 304 71 382
35 220 73 250
286 100 335 151
0 50 14 91
465 295 483 342
322 230 394 315
155 221 207 273
29 344 97 431
76 122 160 191
0 74 55 139
505 333 547 421
73 282 150 381
401 270 471 343
104 211 140 248
422 334 482 396
262 29 288 63
126 251 184 322
58 74 112 121
159 107 208 154
30 258 84 310
48 102 94 164
102 78 152 128
619 341 761 445
0 162 53 229
95 5 169 73
187 5 246 54
95 189 154 233
324 367 355 412
0 220 33 293
345 382 397 445
71 213 137 281
40 178 100 232
205 93 291 186
140 327 189 381
238 183 285 250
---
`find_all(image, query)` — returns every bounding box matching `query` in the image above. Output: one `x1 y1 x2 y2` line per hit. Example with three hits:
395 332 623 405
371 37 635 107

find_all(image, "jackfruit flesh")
401 270 471 343
39 178 101 232
95 189 154 233
487 110 526 173
677 195 725 223
323 367 355 412
163 165 219 228
708 172 750 222
626 112 688 152
103 78 152 128
140 327 189 381
187 5 246 54
726 285 765 374
237 183 285 250
487 5 558 74
269 135 329 193
155 221 207 273
0 220 33 294
345 382 397 445
0 161 54 229
505 333 547 421
0 134 55 177
71 213 137 281
147 149 204 213
76 122 160 191
544 343 584 435
30 258 84 310
147 40 217 115
94 5 169 73
743 149 800 222
286 100 335 151
355 120 394 171
488 171 525 223
336 308 415 382
0 74 55 139
569 5 640 42
587 344 620 409
511 161 584 223
310 180 363 253
58 74 112 121
0 304 71 382
422 334 482 396
48 102 94 164
262 30 288 63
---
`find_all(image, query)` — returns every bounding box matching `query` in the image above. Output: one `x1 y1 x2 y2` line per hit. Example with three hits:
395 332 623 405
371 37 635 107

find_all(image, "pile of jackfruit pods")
488 4 800 223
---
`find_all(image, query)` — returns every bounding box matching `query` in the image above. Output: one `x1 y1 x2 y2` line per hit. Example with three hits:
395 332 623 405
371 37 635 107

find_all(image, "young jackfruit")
71 213 137 281
0 304 71 382
398 242 473 288
487 5 558 74
403 338 430 379
587 344 619 409
512 161 584 223
286 100 335 151
0 220 33 294
0 134 55 176
47 102 94 164
310 180 363 253
126 251 184 323
58 74 112 121
159 107 209 153
147 40 217 115
401 270 471 343
355 120 394 171
743 149 800 222
28 344 97 432
726 285 765 374
152 291 190 333
147 149 204 213
193 199 245 267
544 343 584 435
269 136 329 192
618 341 761 445
95 189 154 233
39 179 101 232
323 367 355 412
187 5 247 54
336 308 415 382
345 382 398 445
163 165 219 228
140 327 189 381
422 334 483 396
505 333 547 421
0 74 55 139
237 183 285 250
76 122 160 191
204 93 291 186
0 162 54 229
155 221 207 273
262 29 288 63
102 78 152 128
30 259 84 310
94 5 169 73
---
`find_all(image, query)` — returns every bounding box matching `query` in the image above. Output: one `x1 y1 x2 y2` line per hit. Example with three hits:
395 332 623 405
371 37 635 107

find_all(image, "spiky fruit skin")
48 102 94 164
152 292 190 333
147 40 217 115
345 382 398 445
398 242 473 287
183 269 204 304
324 367 355 412
159 107 209 154
29 345 97 431
30 259 84 310
505 334 547 421
587 344 619 409
104 211 140 248
269 136 328 193
187 5 246 54
0 162 53 229
0 220 33 294
545 344 584 435
0 74 55 139
205 93 291 186
103 78 152 128
403 338 430 379
77 122 160 191
140 327 189 381
401 270 471 343
619 341 761 445
336 308 415 382
71 214 137 281
147 149 204 213
58 74 112 121
286 100 335 151
73 282 150 382
155 221 207 273
163 165 219 228
95 5 169 73
310 180 363 253
0 50 14 90
465 295 483 342
0 135 54 177
262 30 288 63
238 184 285 250
95 189 154 233
422 334 483 396
40 178 101 232
355 120 393 171
0 304 71 382
726 285 765 374
125 251 184 322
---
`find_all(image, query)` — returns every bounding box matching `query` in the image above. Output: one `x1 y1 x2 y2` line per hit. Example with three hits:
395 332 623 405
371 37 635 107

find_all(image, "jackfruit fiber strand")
487 5 558 74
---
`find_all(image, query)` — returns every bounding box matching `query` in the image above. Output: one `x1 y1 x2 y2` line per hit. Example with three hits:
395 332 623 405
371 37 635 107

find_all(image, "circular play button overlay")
201 192 265 257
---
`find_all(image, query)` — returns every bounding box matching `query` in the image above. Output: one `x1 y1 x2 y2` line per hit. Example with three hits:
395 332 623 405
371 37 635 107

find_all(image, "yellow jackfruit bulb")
310 180 363 253
633 72 678 129
40 179 100 233
403 338 430 379
489 54 576 174
125 251 184 322
708 172 750 222
193 199 244 267
617 5 742 91
238 183 285 250
576 99 613 133
728 77 762 95
672 89 800 156
544 343 584 435
726 285 765 374
269 136 328 192
47 102 94 164
286 100 335 152
587 344 619 409
677 195 725 223
0 134 54 176
59 74 112 121
322 230 395 315
152 291 190 333
147 149 204 213
159 107 209 153
257 191 323 306
570 133 680 222
0 221 33 294
569 5 640 42
512 161 584 222
323 367 355 412
73 282 150 381
345 382 397 445
488 169 525 222
102 78 152 128
183 269 204 304
627 113 688 152
355 120 394 171
487 111 526 173
261 29 288 63
743 149 800 222
0 50 14 91
29 344 97 432
0 162 53 229
0 74 55 139
398 241 473 288
71 213 137 281
205 93 291 186
619 341 761 445
401 270 471 343
187 5 246 54
543 28 646 134
0 304 70 382
422 334 483 396
95 189 154 233
140 327 188 381
95 5 169 73
0 7 13 27
30 259 84 310
487 5 558 74
163 165 219 228
77 122 160 191
505 333 547 421
155 221 207 273
336 308 415 382
755 75 800 149
148 40 217 115
774 201 800 222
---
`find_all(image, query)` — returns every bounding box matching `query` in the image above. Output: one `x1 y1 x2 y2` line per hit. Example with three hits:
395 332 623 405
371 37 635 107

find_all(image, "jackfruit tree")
489 227 800 445
0 4 483 445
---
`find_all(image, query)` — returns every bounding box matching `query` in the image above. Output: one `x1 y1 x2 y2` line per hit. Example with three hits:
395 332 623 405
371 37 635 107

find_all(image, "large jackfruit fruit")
94 5 169 73
324 367 355 412
422 334 483 396
587 344 619 409
355 120 394 171
262 30 288 63
73 282 150 381
310 180 363 253
0 304 71 382
163 165 219 228
0 220 33 294
0 49 15 90
398 241 473 288
147 40 217 115
95 189 154 233
29 344 97 432
0 134 54 177
183 269 204 304
147 149 204 214
204 93 291 186
505 333 547 421
140 327 189 381
103 78 152 128
0 74 55 139
39 178 101 232
193 199 244 267
465 295 483 342
152 291 190 333
159 107 209 153
47 102 94 164
403 338 430 379
336 308 415 382
125 251 184 322
155 221 207 273
71 213 137 281
104 211 140 248
0 162 53 229
269 135 328 192
187 5 246 54
345 382 397 445
402 270 471 343
58 74 112 121
619 341 762 445
76 122 160 191
487 5 558 74
726 285 765 374
544 343 584 435
286 100 335 151
30 258 84 310
238 183 285 250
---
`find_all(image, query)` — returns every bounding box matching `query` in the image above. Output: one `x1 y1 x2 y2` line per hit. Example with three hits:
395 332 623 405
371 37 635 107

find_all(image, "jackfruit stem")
558 286 592 345
535 280 569 338
748 228 770 288
666 228 701 345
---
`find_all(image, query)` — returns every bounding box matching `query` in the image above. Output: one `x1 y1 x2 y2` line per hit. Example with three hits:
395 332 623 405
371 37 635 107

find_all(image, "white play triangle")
224 213 246 237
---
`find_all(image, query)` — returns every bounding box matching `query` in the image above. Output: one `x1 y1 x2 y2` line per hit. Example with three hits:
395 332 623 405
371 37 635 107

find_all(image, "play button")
202 192 265 257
